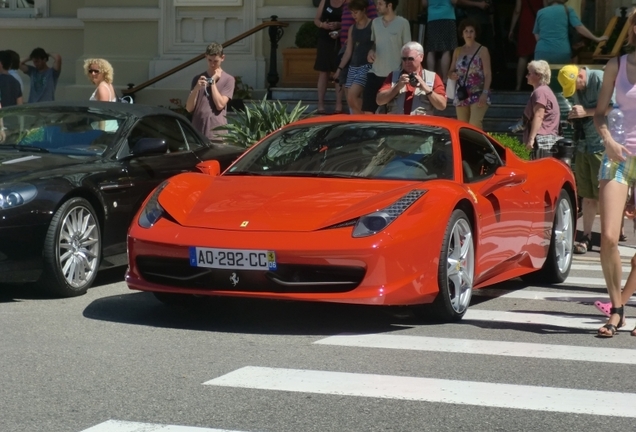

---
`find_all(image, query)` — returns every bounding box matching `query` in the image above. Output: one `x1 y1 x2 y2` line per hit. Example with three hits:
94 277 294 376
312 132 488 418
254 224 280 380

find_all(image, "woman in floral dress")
448 18 492 130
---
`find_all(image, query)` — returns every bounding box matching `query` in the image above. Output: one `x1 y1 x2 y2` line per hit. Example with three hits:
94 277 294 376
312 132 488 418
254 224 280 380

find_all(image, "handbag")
564 5 585 56
456 46 481 101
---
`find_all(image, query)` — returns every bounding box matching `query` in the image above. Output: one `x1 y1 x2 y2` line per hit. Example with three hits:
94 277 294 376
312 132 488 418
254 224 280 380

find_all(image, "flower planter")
282 48 319 87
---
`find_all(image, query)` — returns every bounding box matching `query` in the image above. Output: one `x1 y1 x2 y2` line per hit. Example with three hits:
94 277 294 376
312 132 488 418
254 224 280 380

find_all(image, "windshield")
226 122 454 181
0 107 126 156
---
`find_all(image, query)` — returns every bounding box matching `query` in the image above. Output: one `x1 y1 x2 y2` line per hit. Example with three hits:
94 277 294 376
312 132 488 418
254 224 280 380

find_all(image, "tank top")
616 55 636 153
350 20 373 67
90 83 117 102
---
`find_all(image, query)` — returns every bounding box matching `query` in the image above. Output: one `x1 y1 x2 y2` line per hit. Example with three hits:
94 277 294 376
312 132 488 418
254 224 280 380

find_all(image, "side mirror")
196 160 221 176
130 138 167 156
480 166 527 196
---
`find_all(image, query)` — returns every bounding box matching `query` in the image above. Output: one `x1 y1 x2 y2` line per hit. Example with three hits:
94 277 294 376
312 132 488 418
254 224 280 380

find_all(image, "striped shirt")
340 0 377 45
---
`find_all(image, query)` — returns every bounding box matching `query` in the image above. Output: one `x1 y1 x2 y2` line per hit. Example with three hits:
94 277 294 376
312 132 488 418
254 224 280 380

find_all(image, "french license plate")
189 247 277 270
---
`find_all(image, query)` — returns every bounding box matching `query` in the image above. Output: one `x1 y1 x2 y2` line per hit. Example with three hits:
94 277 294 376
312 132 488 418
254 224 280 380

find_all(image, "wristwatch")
425 90 433 96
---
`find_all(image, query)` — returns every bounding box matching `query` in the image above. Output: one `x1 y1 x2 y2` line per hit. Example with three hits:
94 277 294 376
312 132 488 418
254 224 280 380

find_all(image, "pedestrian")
447 18 491 129
0 51 23 107
185 42 235 141
335 0 373 114
521 60 561 159
376 41 446 115
6 49 23 93
508 0 543 91
362 0 411 114
593 11 636 337
84 58 116 102
557 65 614 255
533 0 606 65
422 0 458 83
314 0 345 115
455 0 495 55
19 47 62 103
336 0 377 111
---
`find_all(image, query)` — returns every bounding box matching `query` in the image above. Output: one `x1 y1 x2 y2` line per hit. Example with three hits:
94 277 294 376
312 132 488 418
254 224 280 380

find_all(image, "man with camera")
558 64 614 254
376 41 446 115
186 42 235 141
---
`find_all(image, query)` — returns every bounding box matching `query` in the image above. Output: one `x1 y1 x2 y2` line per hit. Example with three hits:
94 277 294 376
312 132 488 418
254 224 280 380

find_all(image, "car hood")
0 151 93 180
161 175 425 232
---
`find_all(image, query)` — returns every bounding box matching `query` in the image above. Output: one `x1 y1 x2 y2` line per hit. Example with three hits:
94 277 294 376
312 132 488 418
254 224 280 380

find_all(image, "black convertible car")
0 101 243 297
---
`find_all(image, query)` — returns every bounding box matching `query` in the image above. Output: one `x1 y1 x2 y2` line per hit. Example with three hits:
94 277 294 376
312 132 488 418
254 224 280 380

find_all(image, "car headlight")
138 181 169 228
0 183 37 210
352 189 427 237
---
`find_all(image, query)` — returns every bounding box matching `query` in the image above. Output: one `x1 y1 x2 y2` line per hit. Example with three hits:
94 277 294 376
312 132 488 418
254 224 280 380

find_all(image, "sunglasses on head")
401 56 416 62
88 69 101 74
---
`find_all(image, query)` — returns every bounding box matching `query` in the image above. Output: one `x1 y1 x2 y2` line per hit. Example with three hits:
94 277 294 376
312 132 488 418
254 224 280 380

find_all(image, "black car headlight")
0 183 37 210
352 189 427 238
138 182 169 228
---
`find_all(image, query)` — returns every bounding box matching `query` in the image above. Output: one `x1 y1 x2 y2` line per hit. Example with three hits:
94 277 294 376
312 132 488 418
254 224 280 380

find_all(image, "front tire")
431 209 475 322
40 198 101 297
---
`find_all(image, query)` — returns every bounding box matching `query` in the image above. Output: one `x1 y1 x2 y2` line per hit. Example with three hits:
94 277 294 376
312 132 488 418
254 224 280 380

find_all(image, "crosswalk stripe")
205 366 636 418
563 276 625 286
570 263 631 272
463 308 625 330
315 334 636 364
618 245 636 257
472 288 636 305
80 420 243 432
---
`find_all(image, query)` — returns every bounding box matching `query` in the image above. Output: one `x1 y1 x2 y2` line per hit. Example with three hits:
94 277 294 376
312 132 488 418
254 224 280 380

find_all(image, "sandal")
573 235 591 254
597 306 625 338
594 300 611 317
620 233 628 242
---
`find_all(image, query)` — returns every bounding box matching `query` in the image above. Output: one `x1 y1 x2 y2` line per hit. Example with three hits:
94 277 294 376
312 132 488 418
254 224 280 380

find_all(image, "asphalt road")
2 258 636 432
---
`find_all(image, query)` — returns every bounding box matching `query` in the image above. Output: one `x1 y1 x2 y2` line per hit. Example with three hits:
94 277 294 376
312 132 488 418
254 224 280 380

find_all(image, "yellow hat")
558 65 579 98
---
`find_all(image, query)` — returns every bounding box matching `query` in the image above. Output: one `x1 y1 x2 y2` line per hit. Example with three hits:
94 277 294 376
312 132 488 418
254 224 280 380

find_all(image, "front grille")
136 256 365 293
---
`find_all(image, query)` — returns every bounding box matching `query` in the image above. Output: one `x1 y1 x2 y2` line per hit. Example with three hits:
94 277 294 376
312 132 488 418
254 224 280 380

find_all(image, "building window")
0 0 47 17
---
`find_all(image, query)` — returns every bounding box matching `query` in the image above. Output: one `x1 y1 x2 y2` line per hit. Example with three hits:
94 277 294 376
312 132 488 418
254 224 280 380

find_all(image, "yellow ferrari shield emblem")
240 221 249 227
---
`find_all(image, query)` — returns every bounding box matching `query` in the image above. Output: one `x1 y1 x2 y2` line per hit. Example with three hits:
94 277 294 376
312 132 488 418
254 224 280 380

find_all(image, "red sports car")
125 115 576 321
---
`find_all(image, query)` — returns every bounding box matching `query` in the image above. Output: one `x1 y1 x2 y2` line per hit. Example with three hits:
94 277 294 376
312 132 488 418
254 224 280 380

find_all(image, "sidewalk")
574 215 636 262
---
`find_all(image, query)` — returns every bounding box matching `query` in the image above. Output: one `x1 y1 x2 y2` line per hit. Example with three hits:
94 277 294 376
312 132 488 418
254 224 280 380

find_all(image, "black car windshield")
226 122 454 181
0 106 125 156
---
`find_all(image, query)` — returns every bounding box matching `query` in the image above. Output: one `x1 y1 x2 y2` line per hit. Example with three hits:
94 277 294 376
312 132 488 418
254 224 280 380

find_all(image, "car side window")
127 116 189 154
177 120 205 151
459 128 503 183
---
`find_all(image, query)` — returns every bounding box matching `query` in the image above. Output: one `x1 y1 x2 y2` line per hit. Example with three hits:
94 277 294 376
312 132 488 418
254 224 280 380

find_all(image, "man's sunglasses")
401 57 416 62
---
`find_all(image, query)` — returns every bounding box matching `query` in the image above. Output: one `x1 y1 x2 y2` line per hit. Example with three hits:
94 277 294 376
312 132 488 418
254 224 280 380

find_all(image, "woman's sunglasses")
88 69 101 74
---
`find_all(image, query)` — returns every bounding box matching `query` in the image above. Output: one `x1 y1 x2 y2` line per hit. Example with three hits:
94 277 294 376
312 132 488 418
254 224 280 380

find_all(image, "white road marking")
472 288 636 306
205 366 636 418
570 263 631 272
564 276 625 286
315 334 636 364
463 308 625 330
80 420 242 432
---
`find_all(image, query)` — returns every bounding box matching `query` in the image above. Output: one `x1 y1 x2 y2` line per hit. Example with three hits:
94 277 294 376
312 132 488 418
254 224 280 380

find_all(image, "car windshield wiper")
1 144 50 153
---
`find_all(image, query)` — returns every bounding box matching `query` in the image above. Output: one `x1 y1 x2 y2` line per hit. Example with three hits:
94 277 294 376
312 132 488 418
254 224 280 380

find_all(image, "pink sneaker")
594 301 611 317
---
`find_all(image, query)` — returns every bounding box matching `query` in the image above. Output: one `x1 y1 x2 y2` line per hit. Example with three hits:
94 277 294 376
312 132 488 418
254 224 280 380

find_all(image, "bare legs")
317 71 328 112
581 198 598 238
427 51 452 83
598 179 629 335
515 56 528 91
346 83 364 114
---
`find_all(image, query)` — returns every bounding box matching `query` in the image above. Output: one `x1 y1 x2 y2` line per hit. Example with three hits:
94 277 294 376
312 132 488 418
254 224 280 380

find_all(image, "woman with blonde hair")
593 11 636 337
83 58 116 102
522 60 560 159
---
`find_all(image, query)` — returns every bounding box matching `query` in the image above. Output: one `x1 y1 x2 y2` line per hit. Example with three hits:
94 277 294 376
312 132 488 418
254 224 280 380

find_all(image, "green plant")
233 76 253 100
489 132 531 160
214 96 310 148
295 21 319 48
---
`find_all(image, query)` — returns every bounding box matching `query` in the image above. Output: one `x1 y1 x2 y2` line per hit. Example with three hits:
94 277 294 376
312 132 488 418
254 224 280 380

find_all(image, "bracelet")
425 90 433 96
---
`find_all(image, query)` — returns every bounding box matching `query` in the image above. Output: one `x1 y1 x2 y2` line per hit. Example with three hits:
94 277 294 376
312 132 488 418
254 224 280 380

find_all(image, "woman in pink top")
593 10 636 337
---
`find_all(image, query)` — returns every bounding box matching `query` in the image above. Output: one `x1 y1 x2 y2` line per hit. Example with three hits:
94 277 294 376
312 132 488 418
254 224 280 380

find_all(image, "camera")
408 73 418 87
207 77 215 84
571 118 588 141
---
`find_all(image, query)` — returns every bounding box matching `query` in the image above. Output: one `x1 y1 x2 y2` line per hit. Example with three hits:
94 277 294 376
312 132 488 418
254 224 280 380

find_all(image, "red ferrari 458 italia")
126 115 576 321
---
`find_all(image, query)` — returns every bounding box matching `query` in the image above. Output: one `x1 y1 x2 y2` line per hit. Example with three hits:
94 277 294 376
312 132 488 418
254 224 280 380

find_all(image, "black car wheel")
522 189 574 284
40 197 101 297
433 209 474 322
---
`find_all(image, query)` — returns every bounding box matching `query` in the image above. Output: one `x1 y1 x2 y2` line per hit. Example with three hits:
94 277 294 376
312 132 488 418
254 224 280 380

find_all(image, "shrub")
214 96 310 148
489 132 531 161
295 21 319 48
233 75 253 100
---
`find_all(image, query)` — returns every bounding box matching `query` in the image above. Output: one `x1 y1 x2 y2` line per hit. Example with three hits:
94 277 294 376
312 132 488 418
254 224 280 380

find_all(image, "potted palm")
282 21 320 87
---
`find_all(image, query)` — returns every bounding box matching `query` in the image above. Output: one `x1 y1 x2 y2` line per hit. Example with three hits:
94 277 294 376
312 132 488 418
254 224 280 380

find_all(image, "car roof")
1 101 181 118
289 114 480 131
